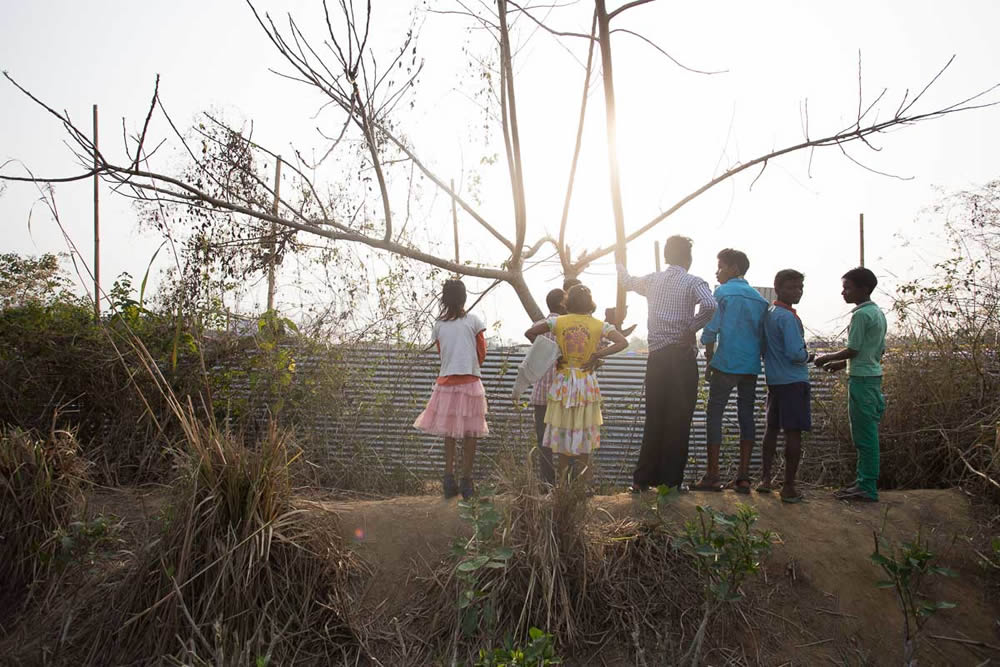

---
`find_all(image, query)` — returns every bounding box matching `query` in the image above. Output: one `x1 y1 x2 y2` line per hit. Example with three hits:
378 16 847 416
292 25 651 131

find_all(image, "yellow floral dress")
542 314 615 456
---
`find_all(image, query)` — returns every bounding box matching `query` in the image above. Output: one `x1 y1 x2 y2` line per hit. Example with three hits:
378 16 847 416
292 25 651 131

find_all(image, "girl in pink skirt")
414 279 488 499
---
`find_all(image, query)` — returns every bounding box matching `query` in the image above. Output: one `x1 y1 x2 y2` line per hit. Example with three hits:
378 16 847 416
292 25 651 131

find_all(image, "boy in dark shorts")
814 267 887 502
760 269 813 503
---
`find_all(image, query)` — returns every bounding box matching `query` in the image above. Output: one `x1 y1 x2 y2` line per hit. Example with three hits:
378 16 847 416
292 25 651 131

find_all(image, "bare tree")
2 0 998 323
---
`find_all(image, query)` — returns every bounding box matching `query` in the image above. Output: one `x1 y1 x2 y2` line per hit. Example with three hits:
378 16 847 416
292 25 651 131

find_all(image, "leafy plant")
453 486 514 636
677 504 773 667
41 516 115 569
476 627 562 666
871 519 958 666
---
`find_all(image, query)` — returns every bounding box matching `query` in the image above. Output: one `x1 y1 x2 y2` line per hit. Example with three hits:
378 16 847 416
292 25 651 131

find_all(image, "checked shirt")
617 264 717 352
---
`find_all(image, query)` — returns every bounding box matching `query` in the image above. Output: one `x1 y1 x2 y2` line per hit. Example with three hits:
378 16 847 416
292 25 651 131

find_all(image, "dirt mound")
309 488 998 665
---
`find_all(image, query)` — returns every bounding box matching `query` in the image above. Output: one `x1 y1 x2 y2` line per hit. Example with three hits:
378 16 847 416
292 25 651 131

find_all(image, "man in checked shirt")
617 235 717 492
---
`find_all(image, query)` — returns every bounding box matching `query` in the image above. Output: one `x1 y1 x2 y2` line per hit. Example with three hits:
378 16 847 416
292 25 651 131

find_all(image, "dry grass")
0 425 89 607
3 404 369 665
410 457 749 665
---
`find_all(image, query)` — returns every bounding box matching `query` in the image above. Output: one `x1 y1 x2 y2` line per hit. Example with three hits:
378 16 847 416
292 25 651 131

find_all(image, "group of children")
690 250 887 503
413 241 887 504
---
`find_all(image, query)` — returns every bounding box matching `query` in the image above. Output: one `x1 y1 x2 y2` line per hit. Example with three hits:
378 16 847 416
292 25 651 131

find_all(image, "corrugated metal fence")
302 347 838 486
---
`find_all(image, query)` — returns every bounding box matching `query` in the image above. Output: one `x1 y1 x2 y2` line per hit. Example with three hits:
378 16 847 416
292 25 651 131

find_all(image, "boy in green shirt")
814 267 887 502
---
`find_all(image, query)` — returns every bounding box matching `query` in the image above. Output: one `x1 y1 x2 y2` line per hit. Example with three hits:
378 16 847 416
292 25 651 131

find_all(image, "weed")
453 486 514 636
871 517 958 666
476 627 563 666
677 504 774 667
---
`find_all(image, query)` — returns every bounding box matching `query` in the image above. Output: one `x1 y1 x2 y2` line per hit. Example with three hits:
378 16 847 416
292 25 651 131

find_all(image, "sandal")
691 477 723 492
730 478 752 495
780 492 804 504
756 479 774 494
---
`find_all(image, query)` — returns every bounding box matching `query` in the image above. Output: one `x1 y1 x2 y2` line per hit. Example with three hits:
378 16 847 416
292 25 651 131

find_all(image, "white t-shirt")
432 313 486 377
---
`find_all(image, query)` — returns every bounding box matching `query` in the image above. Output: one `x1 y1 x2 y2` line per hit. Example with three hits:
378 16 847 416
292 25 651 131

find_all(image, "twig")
929 634 1000 652
796 638 834 648
813 607 857 619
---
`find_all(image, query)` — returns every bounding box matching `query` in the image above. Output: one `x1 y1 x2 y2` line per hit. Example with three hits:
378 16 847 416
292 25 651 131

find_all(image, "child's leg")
781 430 803 497
848 377 884 499
734 375 758 486
444 437 457 476
701 371 735 485
461 436 477 481
577 454 593 486
556 454 571 486
534 404 554 485
760 425 779 489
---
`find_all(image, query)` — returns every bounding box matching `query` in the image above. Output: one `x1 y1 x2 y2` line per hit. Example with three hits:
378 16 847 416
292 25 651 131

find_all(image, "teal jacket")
700 278 768 375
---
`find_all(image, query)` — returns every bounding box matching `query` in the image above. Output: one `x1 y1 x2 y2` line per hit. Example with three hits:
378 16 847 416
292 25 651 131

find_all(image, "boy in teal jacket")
814 267 887 502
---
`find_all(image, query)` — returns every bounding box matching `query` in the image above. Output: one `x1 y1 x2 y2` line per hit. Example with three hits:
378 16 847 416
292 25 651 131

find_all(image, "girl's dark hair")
439 279 467 321
566 284 596 315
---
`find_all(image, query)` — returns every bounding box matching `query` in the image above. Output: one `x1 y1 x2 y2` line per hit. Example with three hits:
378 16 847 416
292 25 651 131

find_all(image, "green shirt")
847 301 887 376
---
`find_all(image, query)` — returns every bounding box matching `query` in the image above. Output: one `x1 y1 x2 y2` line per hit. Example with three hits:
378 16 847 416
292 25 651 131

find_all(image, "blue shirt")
700 278 768 375
763 303 810 385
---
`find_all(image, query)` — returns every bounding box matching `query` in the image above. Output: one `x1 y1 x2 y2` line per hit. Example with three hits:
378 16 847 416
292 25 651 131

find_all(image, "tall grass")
415 457 733 665
5 404 368 665
0 425 88 603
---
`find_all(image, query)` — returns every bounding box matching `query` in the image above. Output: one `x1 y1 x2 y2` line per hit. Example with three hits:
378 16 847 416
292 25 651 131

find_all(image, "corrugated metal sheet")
306 347 837 486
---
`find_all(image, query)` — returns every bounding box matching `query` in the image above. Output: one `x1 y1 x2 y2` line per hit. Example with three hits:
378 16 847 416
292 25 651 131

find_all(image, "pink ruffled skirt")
413 380 489 439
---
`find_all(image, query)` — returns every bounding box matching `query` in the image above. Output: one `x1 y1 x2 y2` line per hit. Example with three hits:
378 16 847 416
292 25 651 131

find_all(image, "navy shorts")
765 382 812 432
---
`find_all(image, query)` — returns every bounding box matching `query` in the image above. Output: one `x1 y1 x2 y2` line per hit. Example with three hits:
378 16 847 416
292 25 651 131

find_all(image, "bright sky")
2 1 999 342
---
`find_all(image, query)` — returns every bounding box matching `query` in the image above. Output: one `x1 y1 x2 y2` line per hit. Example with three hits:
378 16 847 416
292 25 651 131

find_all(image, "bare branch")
607 0 655 20
609 28 727 75
558 9 598 274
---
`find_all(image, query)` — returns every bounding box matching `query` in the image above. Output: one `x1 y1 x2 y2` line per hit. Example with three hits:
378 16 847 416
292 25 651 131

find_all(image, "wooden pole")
92 104 100 319
451 178 460 267
595 0 628 324
859 212 865 267
266 156 282 312
654 241 661 272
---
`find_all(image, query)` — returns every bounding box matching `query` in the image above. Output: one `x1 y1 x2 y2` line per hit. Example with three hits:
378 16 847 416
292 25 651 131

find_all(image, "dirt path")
308 488 998 665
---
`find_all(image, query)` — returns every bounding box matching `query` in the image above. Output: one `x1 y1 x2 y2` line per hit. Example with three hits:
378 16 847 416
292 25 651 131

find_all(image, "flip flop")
756 483 774 494
780 494 804 504
691 478 723 492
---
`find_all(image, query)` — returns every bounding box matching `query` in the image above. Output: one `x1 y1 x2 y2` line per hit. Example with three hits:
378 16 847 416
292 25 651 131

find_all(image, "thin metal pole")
859 212 865 267
654 240 661 272
266 156 282 312
451 178 460 266
93 104 100 319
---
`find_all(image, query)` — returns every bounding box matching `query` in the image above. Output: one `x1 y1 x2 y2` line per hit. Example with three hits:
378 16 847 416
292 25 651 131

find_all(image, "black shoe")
460 477 475 500
443 473 459 499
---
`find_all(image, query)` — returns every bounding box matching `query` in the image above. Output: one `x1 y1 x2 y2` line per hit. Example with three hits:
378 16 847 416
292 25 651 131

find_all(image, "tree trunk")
508 271 544 323
595 0 628 324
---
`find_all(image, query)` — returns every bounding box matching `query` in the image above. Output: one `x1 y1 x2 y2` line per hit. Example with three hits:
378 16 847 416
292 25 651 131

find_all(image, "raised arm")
616 264 651 297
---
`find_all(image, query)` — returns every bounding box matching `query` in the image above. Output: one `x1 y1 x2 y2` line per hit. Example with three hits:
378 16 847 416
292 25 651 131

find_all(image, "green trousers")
848 376 885 499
